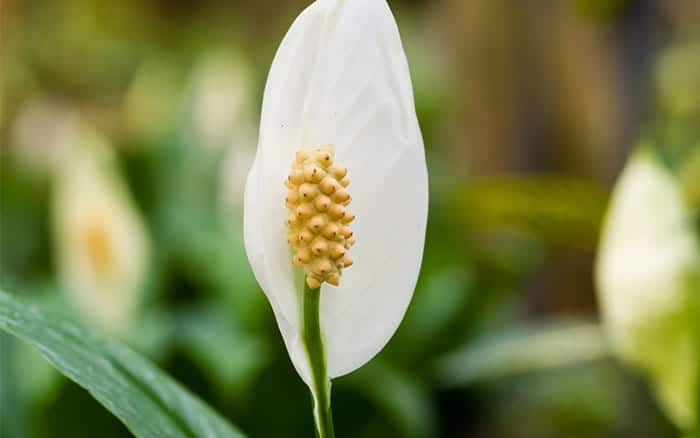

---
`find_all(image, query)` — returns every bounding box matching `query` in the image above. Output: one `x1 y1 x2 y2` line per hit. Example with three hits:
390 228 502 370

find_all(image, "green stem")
303 281 335 438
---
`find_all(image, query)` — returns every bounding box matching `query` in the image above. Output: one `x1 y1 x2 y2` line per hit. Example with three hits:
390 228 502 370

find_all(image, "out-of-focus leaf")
123 58 186 144
680 144 700 208
127 308 175 361
178 304 270 400
149 133 265 329
392 267 472 359
434 320 609 386
656 40 700 119
341 360 438 438
0 333 24 438
487 363 675 438
572 0 627 21
0 290 245 438
14 338 62 404
0 163 51 291
180 224 265 329
454 176 609 250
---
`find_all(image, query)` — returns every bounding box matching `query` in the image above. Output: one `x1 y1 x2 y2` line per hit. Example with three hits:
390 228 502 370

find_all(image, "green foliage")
340 360 437 438
0 290 245 438
454 176 609 250
434 320 609 387
572 0 628 21
3 1 699 436
0 334 25 438
176 304 270 400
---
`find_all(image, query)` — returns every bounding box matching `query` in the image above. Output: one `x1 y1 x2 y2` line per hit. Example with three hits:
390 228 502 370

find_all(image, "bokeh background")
1 0 699 437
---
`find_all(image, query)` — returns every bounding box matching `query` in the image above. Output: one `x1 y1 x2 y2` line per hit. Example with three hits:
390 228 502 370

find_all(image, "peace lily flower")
596 148 700 430
53 129 151 336
243 0 428 434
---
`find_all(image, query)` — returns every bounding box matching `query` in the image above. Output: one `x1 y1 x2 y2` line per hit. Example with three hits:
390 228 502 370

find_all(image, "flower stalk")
303 281 335 438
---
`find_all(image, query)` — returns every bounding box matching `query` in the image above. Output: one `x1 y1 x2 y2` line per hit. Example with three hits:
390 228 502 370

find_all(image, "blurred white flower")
219 130 257 214
183 52 258 215
243 0 428 386
189 51 255 151
53 129 151 335
596 149 700 429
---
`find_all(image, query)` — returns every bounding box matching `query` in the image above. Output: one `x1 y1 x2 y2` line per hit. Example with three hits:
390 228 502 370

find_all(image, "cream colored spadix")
285 145 355 289
596 149 700 430
243 0 428 385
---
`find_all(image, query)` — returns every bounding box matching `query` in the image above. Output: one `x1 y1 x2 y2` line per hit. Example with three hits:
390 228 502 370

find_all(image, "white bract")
244 0 428 385
596 149 700 429
53 130 151 336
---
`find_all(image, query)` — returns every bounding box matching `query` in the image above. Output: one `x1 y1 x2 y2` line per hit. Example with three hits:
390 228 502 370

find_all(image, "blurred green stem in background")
434 320 609 387
303 282 335 438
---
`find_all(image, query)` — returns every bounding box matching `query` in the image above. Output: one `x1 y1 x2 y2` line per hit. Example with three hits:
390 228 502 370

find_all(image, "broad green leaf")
434 320 609 386
0 290 245 438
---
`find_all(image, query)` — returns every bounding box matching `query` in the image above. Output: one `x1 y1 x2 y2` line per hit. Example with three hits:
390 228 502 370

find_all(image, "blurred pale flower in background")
52 130 151 335
184 52 261 213
220 131 257 213
188 51 256 151
11 99 78 175
596 148 700 430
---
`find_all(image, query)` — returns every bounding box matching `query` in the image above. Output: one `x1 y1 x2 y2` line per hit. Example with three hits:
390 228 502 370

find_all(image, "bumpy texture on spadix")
285 145 355 289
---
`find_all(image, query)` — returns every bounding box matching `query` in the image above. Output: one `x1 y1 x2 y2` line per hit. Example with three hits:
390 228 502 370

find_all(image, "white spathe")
244 0 428 384
596 149 700 429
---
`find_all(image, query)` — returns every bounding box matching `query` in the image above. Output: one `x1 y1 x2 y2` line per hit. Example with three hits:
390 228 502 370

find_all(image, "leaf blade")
0 290 245 438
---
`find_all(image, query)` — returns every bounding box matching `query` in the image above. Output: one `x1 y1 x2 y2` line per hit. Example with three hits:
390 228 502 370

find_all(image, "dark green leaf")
0 290 245 438
0 333 25 438
341 361 438 438
177 304 270 400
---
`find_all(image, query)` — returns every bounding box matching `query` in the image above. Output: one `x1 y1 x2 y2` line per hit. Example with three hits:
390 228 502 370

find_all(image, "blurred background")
1 0 699 437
